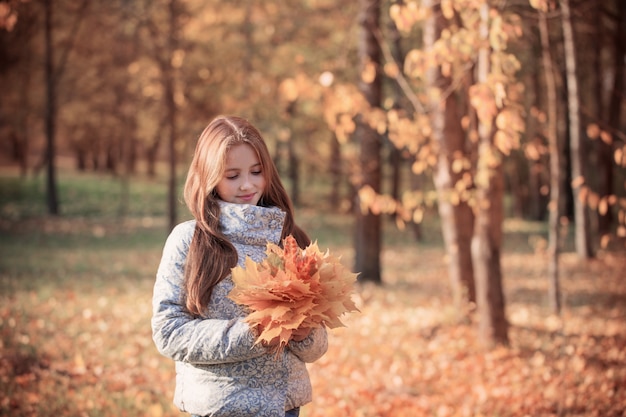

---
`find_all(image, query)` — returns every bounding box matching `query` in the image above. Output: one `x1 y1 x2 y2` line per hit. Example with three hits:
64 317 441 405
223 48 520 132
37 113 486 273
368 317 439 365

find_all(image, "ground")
1 215 625 417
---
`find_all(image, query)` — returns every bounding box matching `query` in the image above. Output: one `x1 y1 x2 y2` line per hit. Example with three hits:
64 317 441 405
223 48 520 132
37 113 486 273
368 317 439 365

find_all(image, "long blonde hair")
183 115 309 316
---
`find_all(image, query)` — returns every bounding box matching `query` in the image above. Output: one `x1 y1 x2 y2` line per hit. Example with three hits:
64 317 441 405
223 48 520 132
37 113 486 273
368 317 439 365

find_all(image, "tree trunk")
44 0 59 215
387 7 402 205
593 4 612 237
42 0 89 214
146 120 166 178
166 0 178 232
539 9 562 315
354 0 382 284
561 0 593 259
285 101 300 206
287 132 300 206
329 133 342 210
409 171 423 241
425 0 476 308
528 69 548 221
17 51 32 178
602 0 626 234
471 1 508 347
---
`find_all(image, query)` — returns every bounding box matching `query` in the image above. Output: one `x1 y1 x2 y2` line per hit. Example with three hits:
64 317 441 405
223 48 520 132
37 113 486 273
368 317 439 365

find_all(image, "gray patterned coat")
152 202 328 417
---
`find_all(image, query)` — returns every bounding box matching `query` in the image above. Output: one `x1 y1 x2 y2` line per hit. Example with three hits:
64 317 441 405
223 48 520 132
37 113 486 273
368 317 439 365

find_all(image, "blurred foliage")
1 0 624 234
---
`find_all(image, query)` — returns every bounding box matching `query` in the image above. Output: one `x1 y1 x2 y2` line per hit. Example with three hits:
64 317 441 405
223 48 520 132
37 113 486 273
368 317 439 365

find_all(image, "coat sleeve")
151 222 268 365
287 326 328 363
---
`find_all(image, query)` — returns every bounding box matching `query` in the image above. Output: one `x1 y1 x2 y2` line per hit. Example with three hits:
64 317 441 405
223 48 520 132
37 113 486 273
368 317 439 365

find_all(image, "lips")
238 193 257 202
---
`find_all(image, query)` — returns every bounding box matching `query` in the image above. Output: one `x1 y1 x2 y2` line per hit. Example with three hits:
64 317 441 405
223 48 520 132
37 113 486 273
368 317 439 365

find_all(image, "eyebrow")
224 163 262 172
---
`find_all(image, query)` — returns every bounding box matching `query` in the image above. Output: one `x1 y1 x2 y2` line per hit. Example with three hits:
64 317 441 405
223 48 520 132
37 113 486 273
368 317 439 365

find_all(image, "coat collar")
218 201 286 247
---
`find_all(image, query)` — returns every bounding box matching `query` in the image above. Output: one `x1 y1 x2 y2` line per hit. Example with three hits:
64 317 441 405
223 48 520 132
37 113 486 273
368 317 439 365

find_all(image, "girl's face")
215 144 266 205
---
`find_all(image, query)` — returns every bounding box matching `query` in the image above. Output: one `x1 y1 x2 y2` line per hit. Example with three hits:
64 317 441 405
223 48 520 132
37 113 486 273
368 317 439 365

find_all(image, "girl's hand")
290 327 312 342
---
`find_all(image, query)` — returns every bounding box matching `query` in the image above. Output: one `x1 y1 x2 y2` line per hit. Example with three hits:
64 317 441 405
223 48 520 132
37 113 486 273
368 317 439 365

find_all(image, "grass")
1 170 625 416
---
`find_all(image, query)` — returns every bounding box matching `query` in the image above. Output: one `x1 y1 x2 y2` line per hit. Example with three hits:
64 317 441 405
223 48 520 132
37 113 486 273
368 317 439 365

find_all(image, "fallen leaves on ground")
304 249 626 417
1 244 625 416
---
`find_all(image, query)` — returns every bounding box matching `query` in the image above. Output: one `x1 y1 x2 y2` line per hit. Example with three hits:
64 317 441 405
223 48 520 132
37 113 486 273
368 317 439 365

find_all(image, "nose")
239 175 252 190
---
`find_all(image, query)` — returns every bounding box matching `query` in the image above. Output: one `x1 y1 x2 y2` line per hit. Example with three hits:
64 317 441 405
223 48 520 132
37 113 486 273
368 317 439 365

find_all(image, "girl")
152 115 328 417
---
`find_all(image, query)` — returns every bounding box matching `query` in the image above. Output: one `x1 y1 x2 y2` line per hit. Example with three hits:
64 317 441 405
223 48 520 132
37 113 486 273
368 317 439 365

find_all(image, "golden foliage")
403 49 426 79
469 83 497 127
390 1 427 33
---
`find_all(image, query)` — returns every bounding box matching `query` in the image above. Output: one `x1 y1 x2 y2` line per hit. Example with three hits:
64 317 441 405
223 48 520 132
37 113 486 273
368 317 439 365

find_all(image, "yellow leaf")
615 147 625 166
529 0 549 12
469 84 497 126
600 234 610 249
279 78 298 102
496 108 524 132
384 62 399 78
412 208 424 224
494 130 519 156
600 130 613 145
587 191 599 210
598 197 609 216
451 158 464 174
586 123 600 139
361 60 377 84
404 49 425 79
461 115 470 130
441 0 454 19
390 3 416 33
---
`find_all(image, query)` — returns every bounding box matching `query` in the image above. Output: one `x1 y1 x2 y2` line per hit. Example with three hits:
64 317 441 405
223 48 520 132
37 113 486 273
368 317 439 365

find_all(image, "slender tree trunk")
593 4 612 236
17 60 31 177
242 0 253 94
329 133 342 210
471 1 508 347
386 8 416 234
608 0 626 139
561 0 593 259
425 0 476 309
603 0 626 233
284 102 300 206
44 0 59 215
42 0 89 214
528 69 548 221
287 132 300 206
354 0 382 284
539 9 562 315
387 10 402 206
408 172 423 241
166 0 178 231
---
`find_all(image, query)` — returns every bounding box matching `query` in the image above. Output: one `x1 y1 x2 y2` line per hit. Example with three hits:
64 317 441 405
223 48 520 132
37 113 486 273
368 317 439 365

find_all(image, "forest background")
1 0 625 416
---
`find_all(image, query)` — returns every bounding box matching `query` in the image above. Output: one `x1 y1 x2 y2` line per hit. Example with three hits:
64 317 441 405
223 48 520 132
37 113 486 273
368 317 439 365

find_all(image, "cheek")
215 181 231 197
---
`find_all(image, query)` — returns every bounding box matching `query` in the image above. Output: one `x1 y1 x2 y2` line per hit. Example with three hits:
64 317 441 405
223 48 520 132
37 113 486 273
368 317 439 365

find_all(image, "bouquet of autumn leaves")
228 235 359 354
